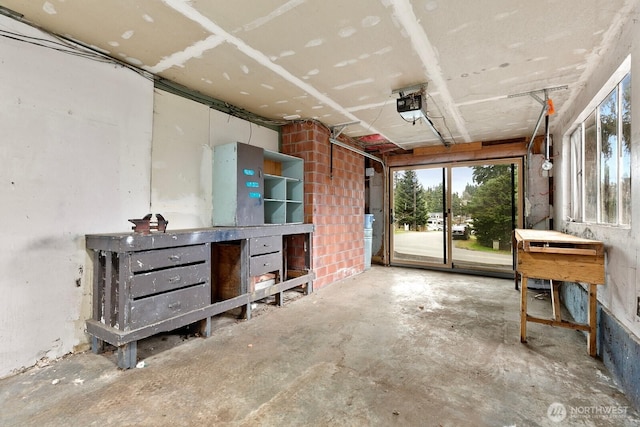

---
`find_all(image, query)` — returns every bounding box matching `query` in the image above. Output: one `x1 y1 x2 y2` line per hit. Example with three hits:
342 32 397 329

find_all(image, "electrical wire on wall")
425 93 457 145
365 97 391 133
0 29 111 63
393 83 451 147
0 15 288 129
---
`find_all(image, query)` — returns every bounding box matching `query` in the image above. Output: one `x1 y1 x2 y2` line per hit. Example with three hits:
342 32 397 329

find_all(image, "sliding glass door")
391 159 522 275
391 167 448 266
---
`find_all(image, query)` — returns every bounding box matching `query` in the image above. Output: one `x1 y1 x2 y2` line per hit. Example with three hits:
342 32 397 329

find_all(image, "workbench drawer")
249 235 281 255
129 245 209 273
249 252 282 276
129 283 210 329
130 263 210 298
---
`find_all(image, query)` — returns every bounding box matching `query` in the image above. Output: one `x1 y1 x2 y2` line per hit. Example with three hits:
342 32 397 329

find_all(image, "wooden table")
85 224 314 369
514 229 605 356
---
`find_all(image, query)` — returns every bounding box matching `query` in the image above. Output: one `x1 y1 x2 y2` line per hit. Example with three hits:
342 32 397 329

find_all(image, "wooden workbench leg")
305 231 313 295
275 268 284 306
91 336 106 354
520 275 528 343
244 302 252 321
550 280 562 322
588 283 598 356
117 341 137 369
199 317 212 338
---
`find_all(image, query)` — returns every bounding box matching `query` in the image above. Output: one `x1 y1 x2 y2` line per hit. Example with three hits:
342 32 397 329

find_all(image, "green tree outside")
394 170 428 230
424 182 444 215
467 165 514 250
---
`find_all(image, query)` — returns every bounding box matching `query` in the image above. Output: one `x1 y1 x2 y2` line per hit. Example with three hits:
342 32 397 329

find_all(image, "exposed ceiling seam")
347 99 389 113
160 0 400 147
388 0 472 143
553 0 639 127
456 95 510 108
239 0 306 33
148 34 225 73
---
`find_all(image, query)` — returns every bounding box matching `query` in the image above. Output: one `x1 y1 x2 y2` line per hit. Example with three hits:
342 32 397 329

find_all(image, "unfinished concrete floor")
1 266 639 426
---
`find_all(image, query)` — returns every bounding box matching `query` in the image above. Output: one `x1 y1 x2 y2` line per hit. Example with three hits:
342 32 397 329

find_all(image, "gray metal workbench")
85 224 314 368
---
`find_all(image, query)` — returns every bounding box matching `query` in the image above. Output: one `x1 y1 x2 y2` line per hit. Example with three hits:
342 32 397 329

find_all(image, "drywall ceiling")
1 0 634 152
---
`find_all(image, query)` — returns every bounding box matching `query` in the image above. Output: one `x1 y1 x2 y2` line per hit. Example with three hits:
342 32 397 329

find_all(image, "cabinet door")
213 142 264 226
235 143 264 226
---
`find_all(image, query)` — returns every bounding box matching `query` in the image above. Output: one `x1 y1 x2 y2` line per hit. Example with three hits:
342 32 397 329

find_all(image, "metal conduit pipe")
524 100 548 229
329 137 385 166
545 114 551 160
526 102 549 154
329 137 388 264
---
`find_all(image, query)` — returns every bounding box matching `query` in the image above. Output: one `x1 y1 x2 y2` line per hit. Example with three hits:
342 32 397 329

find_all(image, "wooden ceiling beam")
385 140 529 167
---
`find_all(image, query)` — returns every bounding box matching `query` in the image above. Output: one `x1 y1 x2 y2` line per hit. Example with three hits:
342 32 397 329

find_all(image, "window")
584 112 598 222
599 88 618 223
569 72 631 226
620 74 632 225
569 127 582 222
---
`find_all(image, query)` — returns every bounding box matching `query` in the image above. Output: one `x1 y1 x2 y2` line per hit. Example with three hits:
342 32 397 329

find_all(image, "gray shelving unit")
212 142 265 226
85 225 314 369
213 142 304 226
264 149 304 224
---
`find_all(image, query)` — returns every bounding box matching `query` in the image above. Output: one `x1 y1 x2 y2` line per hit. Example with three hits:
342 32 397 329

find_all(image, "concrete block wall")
285 234 308 272
0 14 153 378
561 283 640 411
554 2 640 409
282 121 365 289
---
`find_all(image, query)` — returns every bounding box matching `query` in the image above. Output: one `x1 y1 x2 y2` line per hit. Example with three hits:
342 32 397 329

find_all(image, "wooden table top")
514 229 604 256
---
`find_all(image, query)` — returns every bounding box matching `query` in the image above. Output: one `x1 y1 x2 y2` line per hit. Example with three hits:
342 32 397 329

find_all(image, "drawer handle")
263 263 270 267
263 244 271 247
168 255 181 262
168 302 181 310
169 275 181 283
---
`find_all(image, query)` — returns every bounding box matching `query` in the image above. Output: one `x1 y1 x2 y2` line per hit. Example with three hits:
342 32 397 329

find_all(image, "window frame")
567 57 631 227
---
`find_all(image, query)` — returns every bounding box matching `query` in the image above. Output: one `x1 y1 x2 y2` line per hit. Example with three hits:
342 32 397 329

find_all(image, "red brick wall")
282 121 364 289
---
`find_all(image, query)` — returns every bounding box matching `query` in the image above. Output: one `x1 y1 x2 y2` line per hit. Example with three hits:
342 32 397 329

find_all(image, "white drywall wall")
555 2 640 338
0 16 153 378
526 154 551 230
151 91 211 228
151 90 279 228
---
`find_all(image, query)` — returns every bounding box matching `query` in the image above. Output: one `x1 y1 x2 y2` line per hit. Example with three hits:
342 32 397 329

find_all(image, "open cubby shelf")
213 142 304 226
263 149 304 224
